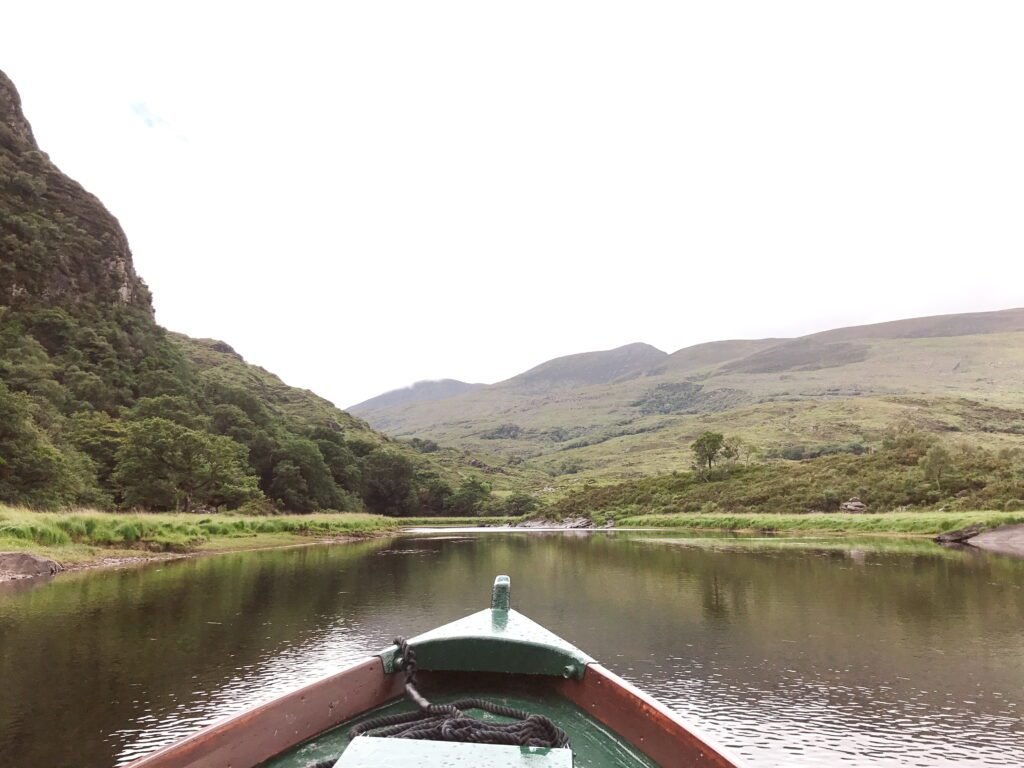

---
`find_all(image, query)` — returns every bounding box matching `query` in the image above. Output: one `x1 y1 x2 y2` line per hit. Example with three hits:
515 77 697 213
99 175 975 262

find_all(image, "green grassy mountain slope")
505 342 668 389
355 309 1024 487
0 70 503 515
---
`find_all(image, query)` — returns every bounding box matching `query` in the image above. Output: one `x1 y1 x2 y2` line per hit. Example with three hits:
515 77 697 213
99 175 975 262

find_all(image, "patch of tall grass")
0 521 71 546
0 507 402 553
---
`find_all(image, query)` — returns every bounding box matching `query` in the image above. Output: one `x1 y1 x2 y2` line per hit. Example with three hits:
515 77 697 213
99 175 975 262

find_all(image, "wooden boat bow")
126 575 742 768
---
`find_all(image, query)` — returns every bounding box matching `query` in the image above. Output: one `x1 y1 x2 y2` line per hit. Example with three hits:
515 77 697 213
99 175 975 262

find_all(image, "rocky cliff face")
0 70 151 313
0 73 37 147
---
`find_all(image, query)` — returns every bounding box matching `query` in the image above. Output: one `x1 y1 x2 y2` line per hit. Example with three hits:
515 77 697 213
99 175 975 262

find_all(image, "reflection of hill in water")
1 532 1022 766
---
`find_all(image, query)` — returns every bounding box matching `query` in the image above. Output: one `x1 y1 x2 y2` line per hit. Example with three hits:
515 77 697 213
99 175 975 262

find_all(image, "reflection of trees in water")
701 574 730 621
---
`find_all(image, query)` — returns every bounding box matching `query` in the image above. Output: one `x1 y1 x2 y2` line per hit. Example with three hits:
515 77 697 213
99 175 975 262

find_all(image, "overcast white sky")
3 1 1023 407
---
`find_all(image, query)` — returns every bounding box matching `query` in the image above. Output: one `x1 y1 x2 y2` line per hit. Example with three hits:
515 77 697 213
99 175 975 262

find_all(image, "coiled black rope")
350 695 570 747
351 637 569 748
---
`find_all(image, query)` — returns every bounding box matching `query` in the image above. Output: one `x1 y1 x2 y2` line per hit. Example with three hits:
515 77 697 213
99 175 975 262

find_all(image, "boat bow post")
379 575 593 681
491 573 511 611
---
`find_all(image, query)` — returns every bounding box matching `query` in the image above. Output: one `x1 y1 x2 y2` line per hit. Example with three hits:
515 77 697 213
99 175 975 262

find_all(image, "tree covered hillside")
0 69 488 515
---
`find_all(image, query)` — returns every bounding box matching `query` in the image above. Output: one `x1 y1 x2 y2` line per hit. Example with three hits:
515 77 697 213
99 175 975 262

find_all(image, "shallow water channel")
1 530 1023 767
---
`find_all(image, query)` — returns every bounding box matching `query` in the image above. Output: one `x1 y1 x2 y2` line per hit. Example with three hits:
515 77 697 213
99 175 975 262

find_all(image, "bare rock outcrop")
0 552 63 581
839 497 868 513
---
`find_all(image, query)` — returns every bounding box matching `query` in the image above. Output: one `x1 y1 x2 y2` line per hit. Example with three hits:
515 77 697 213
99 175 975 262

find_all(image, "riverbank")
614 510 1024 536
7 508 1024 583
0 507 509 582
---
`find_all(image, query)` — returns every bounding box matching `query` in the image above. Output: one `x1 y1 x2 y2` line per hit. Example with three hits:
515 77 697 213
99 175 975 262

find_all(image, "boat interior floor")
262 684 659 768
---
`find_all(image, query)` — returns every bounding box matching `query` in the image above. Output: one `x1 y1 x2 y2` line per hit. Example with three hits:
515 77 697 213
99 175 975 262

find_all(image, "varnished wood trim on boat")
553 663 739 768
125 657 404 768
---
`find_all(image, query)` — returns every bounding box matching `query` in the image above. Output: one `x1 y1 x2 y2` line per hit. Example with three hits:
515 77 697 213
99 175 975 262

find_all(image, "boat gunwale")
123 656 404 768
554 662 739 768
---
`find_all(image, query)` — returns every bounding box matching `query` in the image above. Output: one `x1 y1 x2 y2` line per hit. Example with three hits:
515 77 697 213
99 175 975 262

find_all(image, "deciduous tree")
691 431 725 471
919 444 952 492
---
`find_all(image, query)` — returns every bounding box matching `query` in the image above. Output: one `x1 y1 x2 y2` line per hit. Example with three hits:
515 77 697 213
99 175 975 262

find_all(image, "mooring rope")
305 637 569 767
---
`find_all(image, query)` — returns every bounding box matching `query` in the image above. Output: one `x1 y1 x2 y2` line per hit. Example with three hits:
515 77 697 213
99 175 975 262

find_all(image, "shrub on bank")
550 432 1024 520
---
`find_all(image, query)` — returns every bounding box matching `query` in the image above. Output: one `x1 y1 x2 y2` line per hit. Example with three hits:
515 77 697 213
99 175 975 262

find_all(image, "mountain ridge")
356 307 1024 412
355 307 1024 420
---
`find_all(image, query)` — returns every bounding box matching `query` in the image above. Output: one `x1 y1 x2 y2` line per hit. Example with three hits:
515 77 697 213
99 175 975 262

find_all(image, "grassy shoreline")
0 507 511 575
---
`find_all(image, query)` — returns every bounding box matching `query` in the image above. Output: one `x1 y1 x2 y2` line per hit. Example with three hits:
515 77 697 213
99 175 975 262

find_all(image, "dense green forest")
0 304 522 516
0 69 506 517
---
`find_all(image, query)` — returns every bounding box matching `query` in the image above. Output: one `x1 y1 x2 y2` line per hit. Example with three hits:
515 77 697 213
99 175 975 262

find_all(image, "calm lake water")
1 531 1023 767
